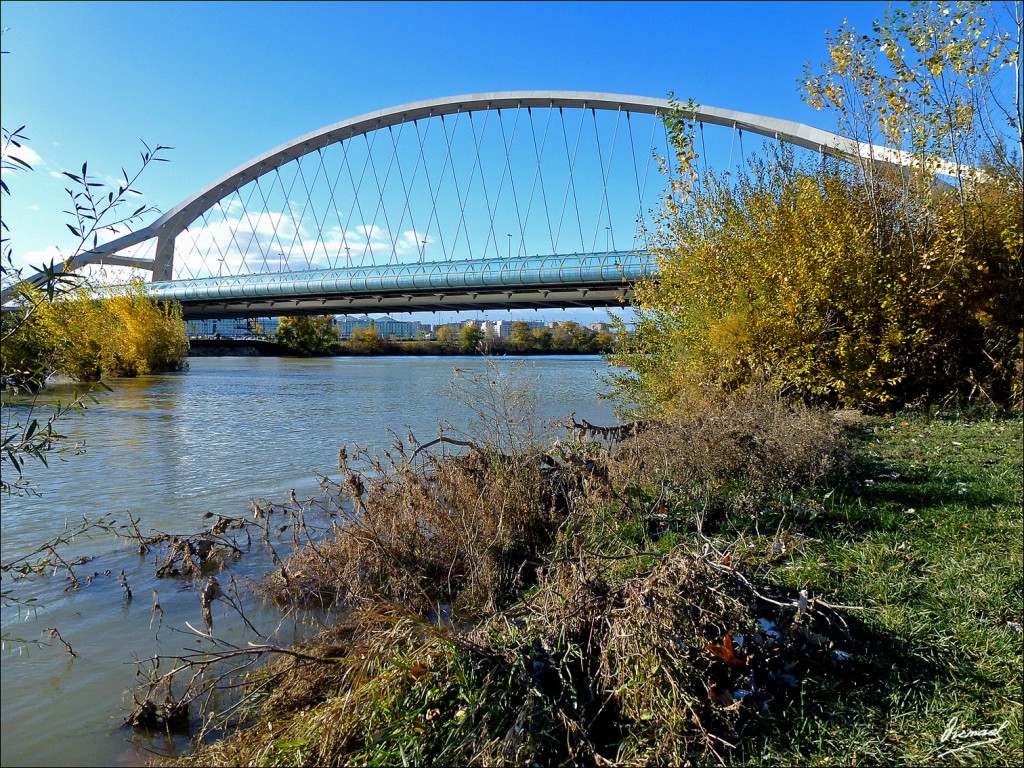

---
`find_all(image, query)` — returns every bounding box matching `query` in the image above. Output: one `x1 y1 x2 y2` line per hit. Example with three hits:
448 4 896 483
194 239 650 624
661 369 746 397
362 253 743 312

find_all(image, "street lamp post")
605 226 610 253
507 233 512 260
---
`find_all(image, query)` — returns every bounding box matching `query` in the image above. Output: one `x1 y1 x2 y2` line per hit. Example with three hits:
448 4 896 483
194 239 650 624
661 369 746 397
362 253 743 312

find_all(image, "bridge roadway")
152 251 653 319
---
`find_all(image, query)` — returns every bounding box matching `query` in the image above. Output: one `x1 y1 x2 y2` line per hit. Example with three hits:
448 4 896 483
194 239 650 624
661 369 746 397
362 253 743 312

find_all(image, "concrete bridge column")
154 234 175 282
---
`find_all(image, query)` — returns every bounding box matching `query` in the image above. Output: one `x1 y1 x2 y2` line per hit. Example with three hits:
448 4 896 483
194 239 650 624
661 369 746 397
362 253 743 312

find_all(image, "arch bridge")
6 91 936 318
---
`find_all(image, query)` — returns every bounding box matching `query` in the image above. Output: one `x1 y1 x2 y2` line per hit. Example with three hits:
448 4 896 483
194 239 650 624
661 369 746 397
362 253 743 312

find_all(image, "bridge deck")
149 251 653 318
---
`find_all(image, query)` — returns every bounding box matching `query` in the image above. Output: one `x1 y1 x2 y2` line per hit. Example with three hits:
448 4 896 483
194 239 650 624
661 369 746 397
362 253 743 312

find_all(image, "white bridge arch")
6 91 955 316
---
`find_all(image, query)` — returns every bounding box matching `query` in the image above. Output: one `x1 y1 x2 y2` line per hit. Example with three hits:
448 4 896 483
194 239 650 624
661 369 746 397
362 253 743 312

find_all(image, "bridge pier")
154 234 175 282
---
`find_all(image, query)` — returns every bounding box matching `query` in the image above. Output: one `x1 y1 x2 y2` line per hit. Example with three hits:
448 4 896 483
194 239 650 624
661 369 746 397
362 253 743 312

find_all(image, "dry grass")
606 389 849 518
262 436 560 617
159 375 861 766
184 551 854 767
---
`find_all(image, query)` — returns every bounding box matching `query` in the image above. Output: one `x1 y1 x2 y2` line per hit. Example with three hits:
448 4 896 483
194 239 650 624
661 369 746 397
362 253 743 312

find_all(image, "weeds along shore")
130 375 1022 767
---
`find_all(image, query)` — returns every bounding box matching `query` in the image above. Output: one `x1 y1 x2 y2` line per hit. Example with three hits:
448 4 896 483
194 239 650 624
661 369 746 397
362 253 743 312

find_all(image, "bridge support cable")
497 105 528 264
590 106 622 254
247 175 274 275
276 164 306 271
525 106 556 256
245 174 279 275
449 109 483 263
554 106 587 254
322 141 353 270
259 166 298 274
291 146 331 269
444 112 471 262
386 120 427 265
700 121 708 179
220 193 253 277
362 121 400 267
316 144 348 271
264 166 295 272
414 114 452 265
338 132 370 268
475 108 503 263
728 123 737 174
625 111 644 250
468 109 502 262
626 109 660 252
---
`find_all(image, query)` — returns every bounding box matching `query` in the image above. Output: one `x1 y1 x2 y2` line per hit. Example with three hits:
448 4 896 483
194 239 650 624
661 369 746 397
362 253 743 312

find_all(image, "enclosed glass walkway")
151 251 654 318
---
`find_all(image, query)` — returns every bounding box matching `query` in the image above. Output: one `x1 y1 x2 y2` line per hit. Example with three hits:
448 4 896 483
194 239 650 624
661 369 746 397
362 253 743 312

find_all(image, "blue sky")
1 0 891 323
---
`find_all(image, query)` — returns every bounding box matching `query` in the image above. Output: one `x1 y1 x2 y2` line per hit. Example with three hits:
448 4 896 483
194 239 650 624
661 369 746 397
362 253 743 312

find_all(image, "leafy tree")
275 315 339 355
531 327 553 351
460 322 484 353
551 320 597 351
802 0 1022 186
435 325 459 351
594 329 616 352
11 277 189 381
509 320 533 351
350 325 383 353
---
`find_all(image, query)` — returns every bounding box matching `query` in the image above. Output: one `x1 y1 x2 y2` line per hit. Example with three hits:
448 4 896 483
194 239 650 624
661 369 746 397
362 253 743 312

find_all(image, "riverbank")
187 336 614 357
159 402 1022 766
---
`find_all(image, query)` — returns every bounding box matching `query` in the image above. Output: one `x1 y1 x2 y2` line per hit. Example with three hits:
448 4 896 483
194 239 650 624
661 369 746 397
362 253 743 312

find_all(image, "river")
0 355 618 767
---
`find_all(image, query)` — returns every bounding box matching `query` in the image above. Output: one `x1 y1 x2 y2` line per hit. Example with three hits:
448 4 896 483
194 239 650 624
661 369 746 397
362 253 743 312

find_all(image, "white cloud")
158 202 443 279
8 245 67 274
0 143 42 175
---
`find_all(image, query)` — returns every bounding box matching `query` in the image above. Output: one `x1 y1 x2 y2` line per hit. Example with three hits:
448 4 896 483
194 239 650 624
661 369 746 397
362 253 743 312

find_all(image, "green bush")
274 315 339 355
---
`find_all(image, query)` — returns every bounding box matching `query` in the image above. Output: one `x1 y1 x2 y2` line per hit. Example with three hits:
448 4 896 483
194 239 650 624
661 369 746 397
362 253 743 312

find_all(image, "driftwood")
556 414 655 442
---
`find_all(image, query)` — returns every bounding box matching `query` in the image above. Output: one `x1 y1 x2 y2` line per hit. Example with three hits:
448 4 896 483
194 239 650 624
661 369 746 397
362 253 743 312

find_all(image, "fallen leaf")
707 633 746 668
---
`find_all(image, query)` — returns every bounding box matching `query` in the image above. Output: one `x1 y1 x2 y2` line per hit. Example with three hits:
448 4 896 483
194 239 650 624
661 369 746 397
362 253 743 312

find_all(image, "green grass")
733 412 1023 766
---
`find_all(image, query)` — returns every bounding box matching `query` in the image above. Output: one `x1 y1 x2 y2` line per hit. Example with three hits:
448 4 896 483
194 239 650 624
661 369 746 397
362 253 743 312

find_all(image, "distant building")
373 315 425 340
186 318 256 339
259 317 280 337
334 315 374 339
186 317 278 339
335 315 424 340
481 320 510 338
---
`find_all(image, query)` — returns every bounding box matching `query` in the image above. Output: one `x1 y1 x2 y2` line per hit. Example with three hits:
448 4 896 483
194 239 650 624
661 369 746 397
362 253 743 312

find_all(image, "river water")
0 355 618 767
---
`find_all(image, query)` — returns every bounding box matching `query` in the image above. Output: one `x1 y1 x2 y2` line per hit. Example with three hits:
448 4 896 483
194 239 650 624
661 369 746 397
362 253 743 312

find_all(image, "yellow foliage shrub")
16 277 189 381
611 148 1022 413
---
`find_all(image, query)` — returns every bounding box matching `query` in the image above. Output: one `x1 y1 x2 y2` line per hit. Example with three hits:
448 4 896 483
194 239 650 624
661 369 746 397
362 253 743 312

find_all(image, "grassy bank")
159 401 1021 766
733 411 1022 765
